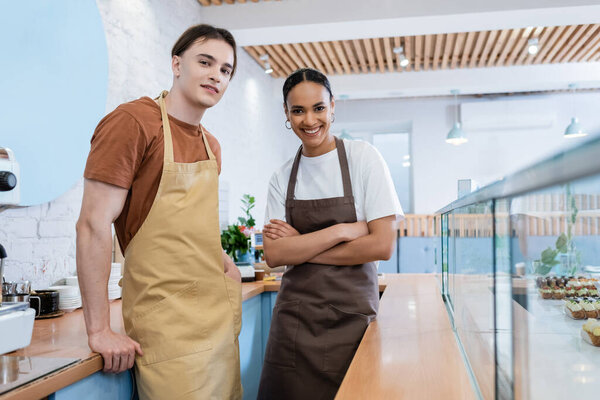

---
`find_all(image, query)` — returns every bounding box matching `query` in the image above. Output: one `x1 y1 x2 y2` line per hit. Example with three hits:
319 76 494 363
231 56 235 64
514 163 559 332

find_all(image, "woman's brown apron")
257 137 379 400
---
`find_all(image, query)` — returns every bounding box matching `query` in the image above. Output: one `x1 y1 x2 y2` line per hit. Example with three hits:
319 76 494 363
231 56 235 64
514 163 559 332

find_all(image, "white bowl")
65 276 78 286
59 302 81 308
49 285 79 296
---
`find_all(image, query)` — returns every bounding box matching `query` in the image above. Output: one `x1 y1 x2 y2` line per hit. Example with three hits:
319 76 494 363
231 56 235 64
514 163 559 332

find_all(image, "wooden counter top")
2 275 469 399
1 281 276 400
336 274 476 399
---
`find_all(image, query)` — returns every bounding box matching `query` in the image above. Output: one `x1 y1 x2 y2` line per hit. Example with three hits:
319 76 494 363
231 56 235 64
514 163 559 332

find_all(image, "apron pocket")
323 304 371 373
132 281 212 365
224 276 242 337
265 300 300 368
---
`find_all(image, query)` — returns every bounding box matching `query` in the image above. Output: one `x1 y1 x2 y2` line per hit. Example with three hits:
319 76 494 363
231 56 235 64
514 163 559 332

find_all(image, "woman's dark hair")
171 24 237 78
282 68 333 103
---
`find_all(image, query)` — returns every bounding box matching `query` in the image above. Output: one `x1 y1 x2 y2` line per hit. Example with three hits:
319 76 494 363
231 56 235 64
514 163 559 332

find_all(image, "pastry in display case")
536 276 599 299
582 318 600 346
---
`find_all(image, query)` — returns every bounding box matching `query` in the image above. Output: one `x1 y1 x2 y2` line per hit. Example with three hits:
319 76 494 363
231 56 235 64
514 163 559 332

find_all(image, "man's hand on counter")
88 328 143 373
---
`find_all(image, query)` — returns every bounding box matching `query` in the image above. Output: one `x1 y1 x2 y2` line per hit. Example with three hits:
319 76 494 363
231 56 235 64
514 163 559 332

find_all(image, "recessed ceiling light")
527 38 539 55
393 46 410 68
399 55 409 67
259 54 273 74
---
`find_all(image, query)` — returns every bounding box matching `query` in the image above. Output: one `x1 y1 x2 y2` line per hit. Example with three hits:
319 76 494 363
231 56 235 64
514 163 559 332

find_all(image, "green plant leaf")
541 247 558 264
555 233 568 253
535 263 554 275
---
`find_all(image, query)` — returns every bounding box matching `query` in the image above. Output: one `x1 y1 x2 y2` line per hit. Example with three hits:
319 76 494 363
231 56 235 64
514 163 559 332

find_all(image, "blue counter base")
49 369 134 400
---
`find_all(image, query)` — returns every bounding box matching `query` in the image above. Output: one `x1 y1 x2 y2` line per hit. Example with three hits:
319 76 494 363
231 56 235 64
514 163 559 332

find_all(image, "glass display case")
437 136 600 399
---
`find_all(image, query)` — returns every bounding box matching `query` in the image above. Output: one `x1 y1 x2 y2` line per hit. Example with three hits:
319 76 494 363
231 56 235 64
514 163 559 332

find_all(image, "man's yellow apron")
121 90 242 399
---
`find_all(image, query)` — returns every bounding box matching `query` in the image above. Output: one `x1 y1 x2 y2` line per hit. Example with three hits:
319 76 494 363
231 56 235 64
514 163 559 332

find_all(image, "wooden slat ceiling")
197 0 280 5
244 24 600 78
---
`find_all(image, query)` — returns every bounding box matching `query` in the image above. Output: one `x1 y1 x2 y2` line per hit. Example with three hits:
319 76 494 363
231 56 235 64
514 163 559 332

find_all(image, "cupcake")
540 287 553 299
566 300 585 319
553 288 566 300
536 277 545 288
582 300 597 318
583 318 600 346
578 288 589 297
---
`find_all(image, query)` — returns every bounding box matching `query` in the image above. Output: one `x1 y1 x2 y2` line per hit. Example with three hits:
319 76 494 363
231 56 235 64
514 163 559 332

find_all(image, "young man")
76 25 242 399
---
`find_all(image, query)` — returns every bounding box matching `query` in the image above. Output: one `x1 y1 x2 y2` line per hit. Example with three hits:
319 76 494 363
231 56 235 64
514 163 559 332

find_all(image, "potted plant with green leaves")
534 184 581 275
221 194 256 263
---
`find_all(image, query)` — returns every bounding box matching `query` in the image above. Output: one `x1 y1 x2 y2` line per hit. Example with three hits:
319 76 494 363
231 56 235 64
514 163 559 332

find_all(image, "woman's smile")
302 126 322 136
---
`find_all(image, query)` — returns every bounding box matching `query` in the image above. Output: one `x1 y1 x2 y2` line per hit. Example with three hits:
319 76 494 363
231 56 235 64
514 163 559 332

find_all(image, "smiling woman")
257 68 404 400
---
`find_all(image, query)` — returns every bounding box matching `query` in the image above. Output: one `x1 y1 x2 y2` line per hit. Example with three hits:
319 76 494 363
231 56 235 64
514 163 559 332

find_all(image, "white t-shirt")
265 138 404 225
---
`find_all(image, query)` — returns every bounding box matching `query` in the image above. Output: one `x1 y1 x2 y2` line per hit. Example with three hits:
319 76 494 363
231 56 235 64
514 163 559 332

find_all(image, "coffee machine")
0 244 36 355
0 147 20 205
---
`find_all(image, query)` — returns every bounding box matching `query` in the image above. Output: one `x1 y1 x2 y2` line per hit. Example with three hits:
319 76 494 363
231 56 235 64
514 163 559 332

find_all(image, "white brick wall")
0 0 297 288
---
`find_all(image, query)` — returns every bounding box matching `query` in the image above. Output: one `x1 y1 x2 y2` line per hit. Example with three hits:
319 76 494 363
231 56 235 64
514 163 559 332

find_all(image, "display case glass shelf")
437 135 600 399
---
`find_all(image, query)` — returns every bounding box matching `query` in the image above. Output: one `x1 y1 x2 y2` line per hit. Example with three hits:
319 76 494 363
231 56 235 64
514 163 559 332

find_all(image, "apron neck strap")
286 136 353 201
157 91 215 163
334 136 353 198
286 145 304 201
200 125 216 161
158 90 175 163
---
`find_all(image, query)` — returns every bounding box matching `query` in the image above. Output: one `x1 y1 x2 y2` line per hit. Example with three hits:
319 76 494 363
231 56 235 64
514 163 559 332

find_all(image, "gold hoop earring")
285 120 292 129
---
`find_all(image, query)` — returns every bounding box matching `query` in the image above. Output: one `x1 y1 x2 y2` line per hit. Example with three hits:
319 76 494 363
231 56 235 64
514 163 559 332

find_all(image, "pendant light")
564 83 587 139
446 89 467 145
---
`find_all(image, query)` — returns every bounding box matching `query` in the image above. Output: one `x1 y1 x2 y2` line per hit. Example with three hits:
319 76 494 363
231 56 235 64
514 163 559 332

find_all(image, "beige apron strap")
157 90 175 163
200 126 216 161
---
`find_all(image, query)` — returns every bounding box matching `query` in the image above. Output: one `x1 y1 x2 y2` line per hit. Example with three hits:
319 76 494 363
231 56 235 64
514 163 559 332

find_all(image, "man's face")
173 38 235 109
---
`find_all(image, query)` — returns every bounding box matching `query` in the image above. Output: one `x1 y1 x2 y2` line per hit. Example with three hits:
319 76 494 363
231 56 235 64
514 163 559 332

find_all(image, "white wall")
335 91 600 214
0 0 296 288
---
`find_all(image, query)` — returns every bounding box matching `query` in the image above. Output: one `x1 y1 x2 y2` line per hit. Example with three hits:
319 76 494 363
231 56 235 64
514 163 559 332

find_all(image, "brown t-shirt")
84 97 221 253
